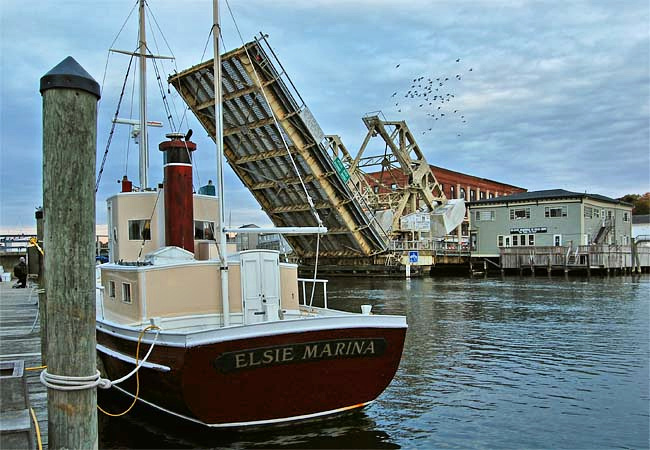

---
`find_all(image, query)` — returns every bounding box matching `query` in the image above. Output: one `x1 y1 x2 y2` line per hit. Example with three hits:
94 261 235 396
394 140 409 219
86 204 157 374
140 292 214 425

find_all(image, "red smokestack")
121 175 132 192
159 133 196 253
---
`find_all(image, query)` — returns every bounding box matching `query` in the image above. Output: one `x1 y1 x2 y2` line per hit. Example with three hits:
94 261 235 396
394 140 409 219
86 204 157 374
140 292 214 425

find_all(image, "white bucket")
1 273 11 282
360 304 372 315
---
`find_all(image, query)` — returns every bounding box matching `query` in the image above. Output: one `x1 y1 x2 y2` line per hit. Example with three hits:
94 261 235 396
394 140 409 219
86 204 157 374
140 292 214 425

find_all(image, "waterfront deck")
0 281 47 448
499 244 650 273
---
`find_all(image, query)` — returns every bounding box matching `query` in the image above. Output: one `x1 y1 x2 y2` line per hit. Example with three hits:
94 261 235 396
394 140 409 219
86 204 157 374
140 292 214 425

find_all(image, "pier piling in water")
40 56 100 449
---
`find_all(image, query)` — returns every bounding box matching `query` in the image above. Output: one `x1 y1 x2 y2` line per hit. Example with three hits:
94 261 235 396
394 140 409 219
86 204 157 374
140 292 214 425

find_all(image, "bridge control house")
467 189 633 259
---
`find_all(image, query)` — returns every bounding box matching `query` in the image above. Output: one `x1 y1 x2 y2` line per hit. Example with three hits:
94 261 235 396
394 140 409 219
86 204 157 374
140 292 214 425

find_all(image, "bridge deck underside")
170 39 387 258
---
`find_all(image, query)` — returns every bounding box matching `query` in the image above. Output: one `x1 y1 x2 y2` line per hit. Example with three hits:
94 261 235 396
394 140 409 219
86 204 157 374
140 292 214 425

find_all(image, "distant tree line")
619 192 650 215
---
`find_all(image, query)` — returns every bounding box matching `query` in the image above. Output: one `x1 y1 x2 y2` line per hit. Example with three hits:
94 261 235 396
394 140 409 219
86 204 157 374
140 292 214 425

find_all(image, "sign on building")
409 250 419 263
510 227 548 234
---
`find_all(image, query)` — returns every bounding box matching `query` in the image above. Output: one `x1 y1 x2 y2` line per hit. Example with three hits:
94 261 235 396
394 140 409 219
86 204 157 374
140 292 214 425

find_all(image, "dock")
0 281 47 449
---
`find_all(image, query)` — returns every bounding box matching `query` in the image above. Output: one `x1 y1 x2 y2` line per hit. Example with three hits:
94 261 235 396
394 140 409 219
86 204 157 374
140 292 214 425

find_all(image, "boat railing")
297 277 329 309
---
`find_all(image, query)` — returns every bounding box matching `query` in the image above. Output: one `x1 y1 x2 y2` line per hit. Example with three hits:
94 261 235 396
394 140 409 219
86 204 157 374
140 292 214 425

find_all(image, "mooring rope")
36 325 160 396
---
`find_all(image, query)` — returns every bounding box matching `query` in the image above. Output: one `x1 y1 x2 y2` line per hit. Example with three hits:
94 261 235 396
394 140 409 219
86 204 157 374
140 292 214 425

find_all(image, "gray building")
468 189 633 257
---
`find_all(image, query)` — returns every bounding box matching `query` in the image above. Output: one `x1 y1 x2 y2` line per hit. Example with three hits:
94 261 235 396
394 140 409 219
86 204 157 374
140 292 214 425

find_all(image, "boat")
95 0 407 427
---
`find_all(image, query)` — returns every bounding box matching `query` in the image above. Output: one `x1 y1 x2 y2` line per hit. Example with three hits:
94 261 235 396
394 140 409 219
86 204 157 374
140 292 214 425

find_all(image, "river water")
100 275 649 449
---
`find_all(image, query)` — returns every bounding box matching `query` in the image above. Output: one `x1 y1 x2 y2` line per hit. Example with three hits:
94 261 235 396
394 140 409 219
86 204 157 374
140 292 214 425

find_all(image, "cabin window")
194 220 215 240
497 235 504 247
122 283 132 304
128 219 151 241
584 206 593 218
510 208 530 220
108 281 116 299
528 235 535 246
545 206 567 218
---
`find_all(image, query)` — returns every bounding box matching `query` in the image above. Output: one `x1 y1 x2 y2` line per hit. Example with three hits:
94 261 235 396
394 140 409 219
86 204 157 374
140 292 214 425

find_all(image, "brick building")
365 165 526 238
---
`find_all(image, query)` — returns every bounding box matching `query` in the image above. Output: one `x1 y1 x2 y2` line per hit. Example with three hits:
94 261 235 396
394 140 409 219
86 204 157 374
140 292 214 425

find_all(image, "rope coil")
40 369 112 391
38 325 160 393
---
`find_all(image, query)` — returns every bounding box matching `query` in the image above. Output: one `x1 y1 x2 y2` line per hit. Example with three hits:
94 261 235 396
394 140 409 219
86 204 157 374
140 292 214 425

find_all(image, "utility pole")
40 56 100 449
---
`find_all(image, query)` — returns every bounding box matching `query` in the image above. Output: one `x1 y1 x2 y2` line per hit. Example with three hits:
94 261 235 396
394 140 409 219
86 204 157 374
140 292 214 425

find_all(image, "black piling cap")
40 56 100 99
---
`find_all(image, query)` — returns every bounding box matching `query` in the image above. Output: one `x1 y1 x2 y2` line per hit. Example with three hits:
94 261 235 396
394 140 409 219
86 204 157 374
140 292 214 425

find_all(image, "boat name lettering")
213 338 386 373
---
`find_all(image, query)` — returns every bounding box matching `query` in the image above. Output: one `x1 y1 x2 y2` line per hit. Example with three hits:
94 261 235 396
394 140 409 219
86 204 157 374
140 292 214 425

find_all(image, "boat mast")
213 0 230 326
138 0 149 189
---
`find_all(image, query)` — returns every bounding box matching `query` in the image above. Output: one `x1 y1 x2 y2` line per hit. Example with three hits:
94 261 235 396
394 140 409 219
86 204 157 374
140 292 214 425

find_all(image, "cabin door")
240 250 281 324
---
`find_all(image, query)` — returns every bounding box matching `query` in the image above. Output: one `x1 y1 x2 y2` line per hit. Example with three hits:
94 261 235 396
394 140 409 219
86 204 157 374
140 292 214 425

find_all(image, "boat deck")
0 281 47 448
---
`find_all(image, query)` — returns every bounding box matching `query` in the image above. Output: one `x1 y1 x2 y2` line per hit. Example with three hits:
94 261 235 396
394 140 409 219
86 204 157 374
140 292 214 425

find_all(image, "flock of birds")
389 58 473 137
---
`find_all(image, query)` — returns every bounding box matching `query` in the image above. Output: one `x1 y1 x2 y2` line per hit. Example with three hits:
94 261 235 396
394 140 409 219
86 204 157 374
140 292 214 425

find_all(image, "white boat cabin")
98 190 301 329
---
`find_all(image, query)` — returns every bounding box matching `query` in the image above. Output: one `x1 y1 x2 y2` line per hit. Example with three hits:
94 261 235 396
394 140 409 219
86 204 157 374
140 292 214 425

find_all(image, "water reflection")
101 275 649 449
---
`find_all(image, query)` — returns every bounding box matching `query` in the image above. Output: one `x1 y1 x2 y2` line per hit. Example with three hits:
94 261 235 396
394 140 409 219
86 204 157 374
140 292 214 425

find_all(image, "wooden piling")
41 56 100 449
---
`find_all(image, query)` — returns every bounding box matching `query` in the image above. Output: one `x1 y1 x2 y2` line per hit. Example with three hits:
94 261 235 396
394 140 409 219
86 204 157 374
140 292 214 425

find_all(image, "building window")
450 186 456 198
489 193 494 199
476 210 495 221
497 235 504 247
623 212 630 222
510 208 531 220
584 206 593 218
122 283 132 304
373 185 379 194
128 219 151 241
545 206 567 218
554 234 562 246
480 191 485 200
108 281 116 299
194 220 215 240
390 183 397 191
460 188 466 199
470 190 476 201
528 235 535 246
593 208 600 219
512 235 519 246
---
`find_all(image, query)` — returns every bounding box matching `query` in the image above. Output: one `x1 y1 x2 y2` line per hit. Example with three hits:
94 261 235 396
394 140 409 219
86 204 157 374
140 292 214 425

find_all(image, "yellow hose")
98 324 159 417
29 407 43 450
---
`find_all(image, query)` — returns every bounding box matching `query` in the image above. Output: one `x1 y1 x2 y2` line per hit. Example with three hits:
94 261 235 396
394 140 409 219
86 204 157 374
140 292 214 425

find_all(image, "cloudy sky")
1 0 648 233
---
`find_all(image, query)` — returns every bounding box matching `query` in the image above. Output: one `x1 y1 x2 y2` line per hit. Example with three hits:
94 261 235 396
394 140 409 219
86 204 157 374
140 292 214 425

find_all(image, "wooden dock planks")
0 282 48 449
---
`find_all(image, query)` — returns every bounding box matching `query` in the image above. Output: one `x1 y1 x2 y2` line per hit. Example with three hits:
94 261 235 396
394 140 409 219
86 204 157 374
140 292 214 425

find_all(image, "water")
100 275 650 449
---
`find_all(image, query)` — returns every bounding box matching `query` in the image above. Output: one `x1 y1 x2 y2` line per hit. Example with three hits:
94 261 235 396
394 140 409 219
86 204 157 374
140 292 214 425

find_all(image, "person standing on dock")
13 256 27 288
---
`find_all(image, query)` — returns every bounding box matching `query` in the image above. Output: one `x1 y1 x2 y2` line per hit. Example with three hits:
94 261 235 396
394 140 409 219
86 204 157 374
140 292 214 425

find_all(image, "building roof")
467 189 632 207
428 164 526 191
633 214 650 225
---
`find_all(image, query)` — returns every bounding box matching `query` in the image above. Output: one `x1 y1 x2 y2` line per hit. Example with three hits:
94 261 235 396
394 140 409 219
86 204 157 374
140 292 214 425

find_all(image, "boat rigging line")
96 54 136 192
224 0 324 305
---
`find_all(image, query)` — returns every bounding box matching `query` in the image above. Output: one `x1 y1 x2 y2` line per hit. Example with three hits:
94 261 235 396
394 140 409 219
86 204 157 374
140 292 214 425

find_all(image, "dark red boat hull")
97 326 406 426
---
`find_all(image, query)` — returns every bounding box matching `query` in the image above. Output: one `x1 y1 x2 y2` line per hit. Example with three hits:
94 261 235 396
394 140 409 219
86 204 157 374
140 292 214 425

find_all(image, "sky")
1 0 649 234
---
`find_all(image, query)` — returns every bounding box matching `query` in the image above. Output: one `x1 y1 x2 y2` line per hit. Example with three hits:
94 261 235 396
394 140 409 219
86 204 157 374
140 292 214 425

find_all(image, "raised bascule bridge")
169 35 463 275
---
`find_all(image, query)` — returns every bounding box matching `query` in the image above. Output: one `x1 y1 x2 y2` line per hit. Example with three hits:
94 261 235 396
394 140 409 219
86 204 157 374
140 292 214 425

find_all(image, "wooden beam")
224 117 275 137
269 201 333 214
233 146 302 165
